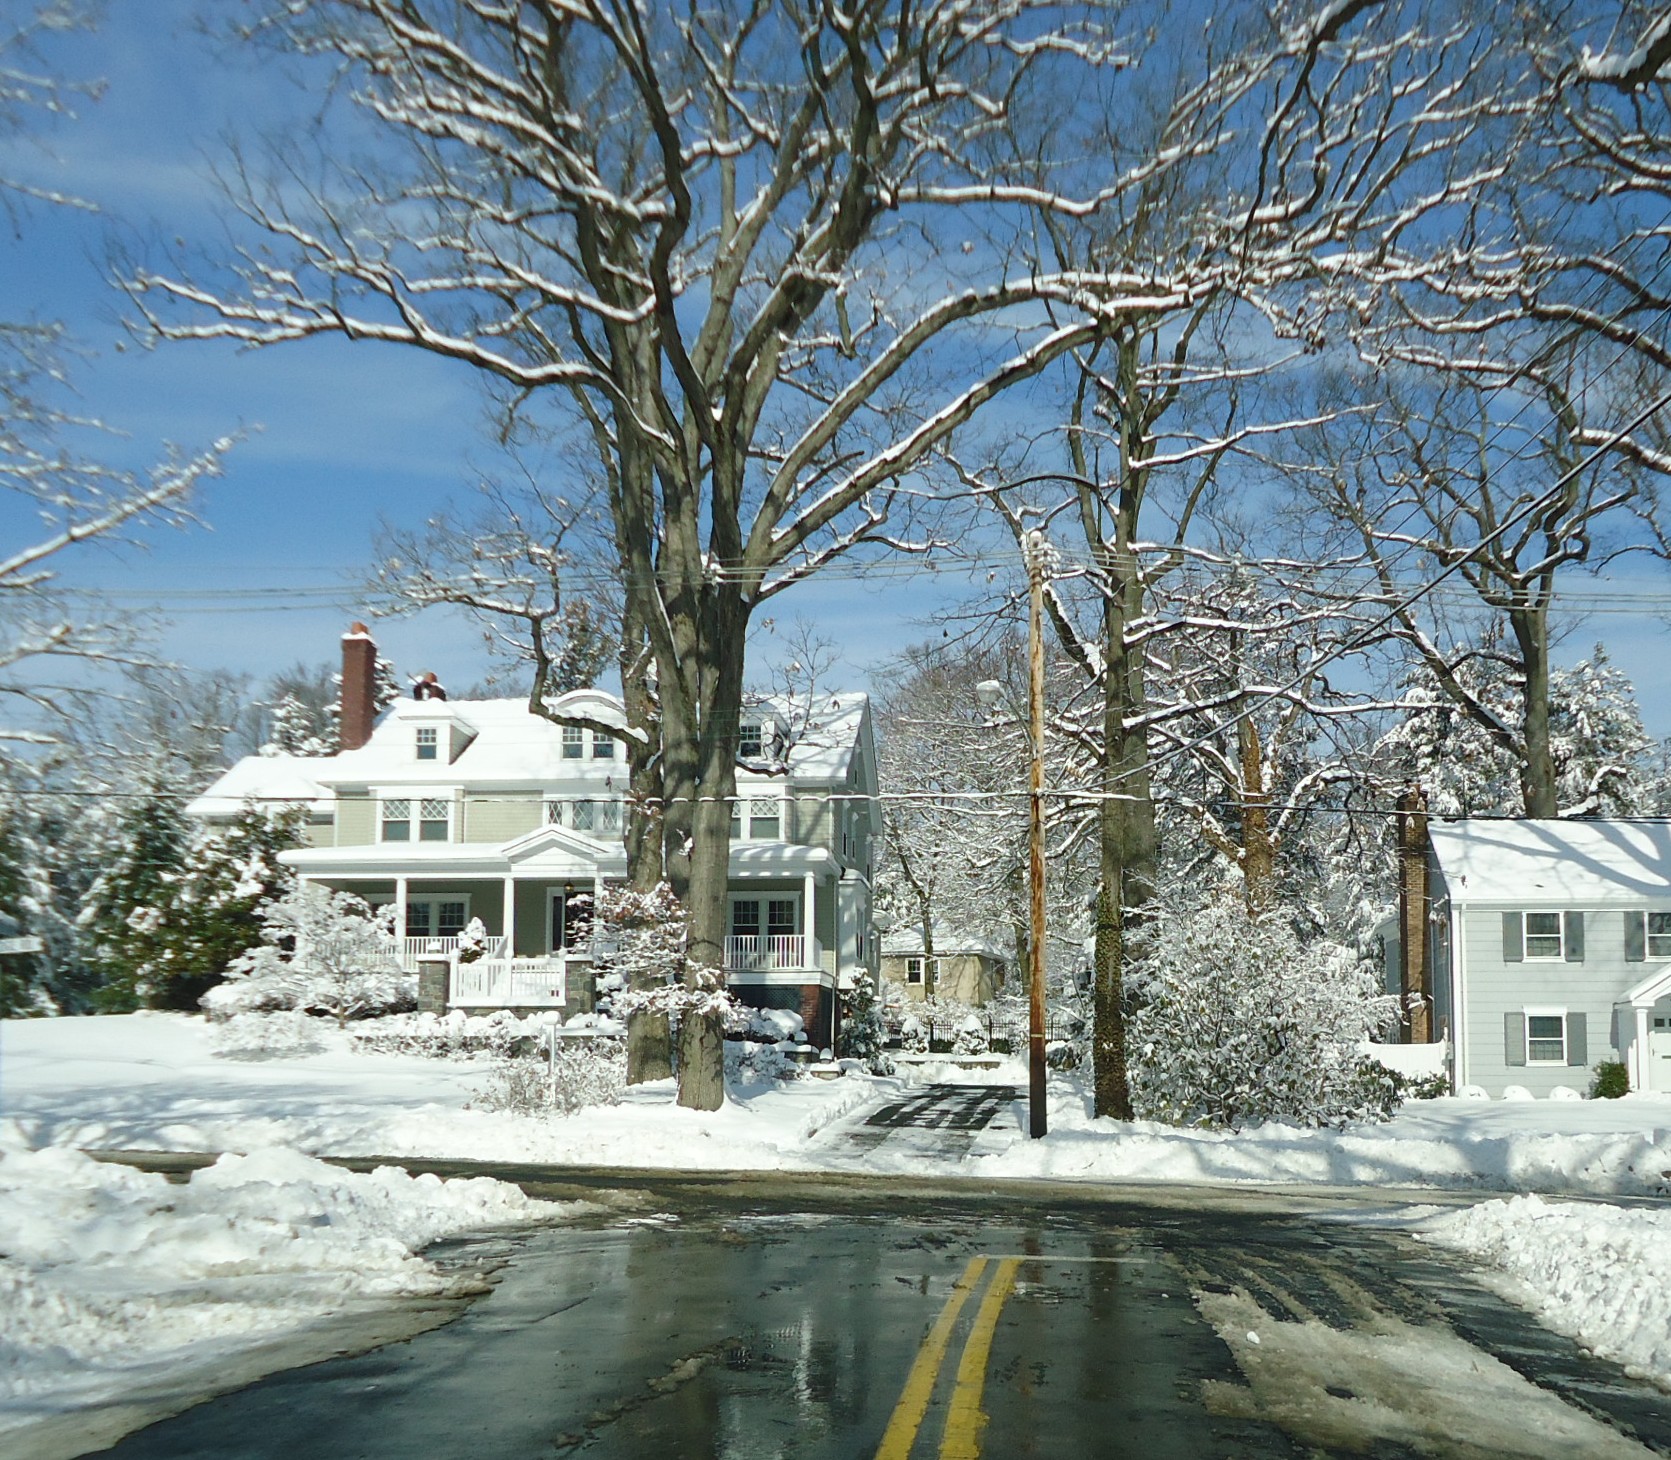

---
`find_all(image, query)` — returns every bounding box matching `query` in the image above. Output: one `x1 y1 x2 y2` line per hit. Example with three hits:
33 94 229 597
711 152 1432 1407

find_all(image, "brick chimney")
340 622 378 752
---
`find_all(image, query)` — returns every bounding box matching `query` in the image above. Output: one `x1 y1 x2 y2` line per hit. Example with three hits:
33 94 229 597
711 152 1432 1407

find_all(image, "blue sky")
5 3 1670 735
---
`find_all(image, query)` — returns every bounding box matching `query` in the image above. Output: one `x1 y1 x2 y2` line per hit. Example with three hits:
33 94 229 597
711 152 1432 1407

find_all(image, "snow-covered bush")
1128 894 1399 1129
725 1039 803 1082
209 883 414 1026
456 917 489 963
208 1009 326 1060
728 1005 804 1043
349 1009 546 1059
951 1013 989 1057
472 1035 626 1115
898 1014 928 1053
582 882 687 1013
837 974 894 1074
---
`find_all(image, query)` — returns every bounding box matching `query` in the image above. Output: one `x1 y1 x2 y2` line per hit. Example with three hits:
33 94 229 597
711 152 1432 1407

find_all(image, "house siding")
1459 905 1638 1096
335 795 375 846
464 791 541 844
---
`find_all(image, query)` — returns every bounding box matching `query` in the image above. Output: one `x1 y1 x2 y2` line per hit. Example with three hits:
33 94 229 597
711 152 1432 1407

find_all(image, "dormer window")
739 721 763 758
592 732 615 760
415 726 438 761
562 725 584 759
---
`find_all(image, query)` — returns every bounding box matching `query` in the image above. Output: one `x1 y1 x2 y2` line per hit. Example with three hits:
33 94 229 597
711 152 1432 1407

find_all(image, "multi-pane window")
381 797 450 842
405 897 468 940
1650 912 1671 957
1523 912 1563 959
748 797 781 841
562 725 584 759
906 955 940 985
731 900 762 939
548 799 623 836
592 733 615 760
1526 1013 1567 1064
739 721 763 758
415 726 438 761
767 899 797 937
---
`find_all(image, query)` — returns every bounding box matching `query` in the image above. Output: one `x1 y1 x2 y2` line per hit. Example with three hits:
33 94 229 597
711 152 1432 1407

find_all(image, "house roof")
881 924 1008 959
185 753 332 818
1428 818 1671 906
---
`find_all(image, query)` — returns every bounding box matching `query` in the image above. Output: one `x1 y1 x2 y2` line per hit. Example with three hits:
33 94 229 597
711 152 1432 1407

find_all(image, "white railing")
724 934 821 972
391 935 508 970
450 955 570 1008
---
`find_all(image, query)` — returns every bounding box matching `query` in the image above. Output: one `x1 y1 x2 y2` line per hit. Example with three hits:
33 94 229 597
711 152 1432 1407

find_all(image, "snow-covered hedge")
1129 895 1400 1130
348 1010 558 1060
471 1037 627 1115
208 1010 326 1060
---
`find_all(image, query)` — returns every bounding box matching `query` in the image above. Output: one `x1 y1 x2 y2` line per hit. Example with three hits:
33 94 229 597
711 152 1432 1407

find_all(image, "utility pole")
1026 529 1048 1138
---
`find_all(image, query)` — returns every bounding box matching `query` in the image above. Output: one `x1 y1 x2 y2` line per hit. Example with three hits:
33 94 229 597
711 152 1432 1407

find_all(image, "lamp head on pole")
973 679 1004 713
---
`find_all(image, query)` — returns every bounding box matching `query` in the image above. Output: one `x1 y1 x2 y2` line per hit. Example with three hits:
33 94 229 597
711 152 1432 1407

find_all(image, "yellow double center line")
874 1255 1023 1460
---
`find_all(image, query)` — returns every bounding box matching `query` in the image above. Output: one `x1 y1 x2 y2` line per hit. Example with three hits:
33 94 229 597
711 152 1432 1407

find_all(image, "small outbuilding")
879 925 1010 1007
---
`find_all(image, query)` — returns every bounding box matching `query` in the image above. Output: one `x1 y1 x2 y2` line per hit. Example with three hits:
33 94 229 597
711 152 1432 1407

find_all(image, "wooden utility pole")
1026 531 1049 1138
1396 786 1431 1043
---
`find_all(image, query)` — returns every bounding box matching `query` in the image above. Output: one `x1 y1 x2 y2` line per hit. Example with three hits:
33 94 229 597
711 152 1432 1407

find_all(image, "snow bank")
1424 1195 1671 1390
0 1123 571 1435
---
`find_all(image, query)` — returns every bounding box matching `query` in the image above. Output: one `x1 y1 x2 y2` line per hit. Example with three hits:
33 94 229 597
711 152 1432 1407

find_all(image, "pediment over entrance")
501 823 624 878
1622 962 1671 1009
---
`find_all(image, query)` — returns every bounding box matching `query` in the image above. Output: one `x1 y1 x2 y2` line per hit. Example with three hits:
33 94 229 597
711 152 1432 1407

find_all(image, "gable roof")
185 752 331 818
1428 818 1671 906
881 924 1008 959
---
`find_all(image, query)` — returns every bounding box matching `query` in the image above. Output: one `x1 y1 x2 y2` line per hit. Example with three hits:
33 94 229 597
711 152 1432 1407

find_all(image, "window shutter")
1504 1012 1526 1066
1564 911 1584 963
1566 1013 1587 1068
1501 913 1524 962
1625 911 1646 962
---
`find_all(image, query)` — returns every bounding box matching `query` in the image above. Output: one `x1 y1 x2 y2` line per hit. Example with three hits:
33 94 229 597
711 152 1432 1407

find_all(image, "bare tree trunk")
676 1007 726 1111
627 1007 674 1083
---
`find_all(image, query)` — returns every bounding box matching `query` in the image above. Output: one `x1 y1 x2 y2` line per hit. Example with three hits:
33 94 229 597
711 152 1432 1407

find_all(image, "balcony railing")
724 934 821 972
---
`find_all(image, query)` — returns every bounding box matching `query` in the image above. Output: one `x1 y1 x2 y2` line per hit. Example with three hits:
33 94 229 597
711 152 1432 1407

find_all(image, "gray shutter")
1504 1012 1526 1066
1502 912 1524 962
1564 911 1585 963
1625 911 1646 962
1567 1012 1587 1067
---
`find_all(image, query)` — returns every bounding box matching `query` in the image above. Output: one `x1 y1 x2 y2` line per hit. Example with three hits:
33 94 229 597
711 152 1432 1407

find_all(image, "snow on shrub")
471 1034 627 1116
837 974 894 1074
208 1010 326 1060
726 1039 804 1082
1128 894 1399 1130
349 1010 551 1060
205 883 414 1026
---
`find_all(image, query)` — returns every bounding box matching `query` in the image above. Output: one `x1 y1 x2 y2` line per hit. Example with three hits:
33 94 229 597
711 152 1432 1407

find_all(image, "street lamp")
975 526 1050 1139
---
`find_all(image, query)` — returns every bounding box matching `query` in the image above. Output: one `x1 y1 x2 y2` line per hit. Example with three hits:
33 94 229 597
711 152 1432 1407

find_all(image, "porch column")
501 877 516 958
803 871 816 970
1635 1005 1652 1090
394 877 409 948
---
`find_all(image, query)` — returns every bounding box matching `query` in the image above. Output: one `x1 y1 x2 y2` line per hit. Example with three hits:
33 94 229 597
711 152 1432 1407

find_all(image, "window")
562 725 584 759
1524 912 1563 959
381 798 412 842
380 797 451 842
739 720 763 758
415 726 438 761
592 732 615 760
569 798 595 832
767 899 797 937
1526 1012 1567 1064
405 897 469 940
905 955 939 985
747 796 781 841
1650 912 1671 958
731 900 761 939
548 799 623 836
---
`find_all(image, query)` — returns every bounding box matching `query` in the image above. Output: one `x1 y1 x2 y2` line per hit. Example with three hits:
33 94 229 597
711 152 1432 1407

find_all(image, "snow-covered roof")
880 924 1008 959
746 692 871 782
187 754 332 818
1428 819 1671 906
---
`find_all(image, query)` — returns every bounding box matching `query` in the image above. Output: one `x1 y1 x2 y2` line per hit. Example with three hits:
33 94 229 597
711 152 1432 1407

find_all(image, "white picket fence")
448 955 570 1008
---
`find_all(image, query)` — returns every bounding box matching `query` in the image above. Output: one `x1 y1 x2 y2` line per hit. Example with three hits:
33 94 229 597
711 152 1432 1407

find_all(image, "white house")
1423 818 1671 1096
189 627 881 1047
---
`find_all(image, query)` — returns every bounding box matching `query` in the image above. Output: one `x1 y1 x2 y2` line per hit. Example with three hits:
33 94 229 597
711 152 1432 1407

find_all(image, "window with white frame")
905 955 939 985
592 732 616 760
404 896 469 941
739 720 763 758
1525 1010 1568 1064
415 726 438 761
546 798 623 836
561 725 584 759
1523 911 1563 959
380 796 451 842
1651 912 1671 957
732 794 782 841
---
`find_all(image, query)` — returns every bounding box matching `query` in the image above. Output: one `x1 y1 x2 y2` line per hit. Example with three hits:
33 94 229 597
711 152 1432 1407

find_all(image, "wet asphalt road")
49 1084 1671 1459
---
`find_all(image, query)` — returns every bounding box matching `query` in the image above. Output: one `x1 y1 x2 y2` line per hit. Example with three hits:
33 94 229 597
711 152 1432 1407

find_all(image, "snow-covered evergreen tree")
836 973 892 1074
1549 646 1654 817
210 882 411 1025
79 793 191 1012
1128 892 1398 1130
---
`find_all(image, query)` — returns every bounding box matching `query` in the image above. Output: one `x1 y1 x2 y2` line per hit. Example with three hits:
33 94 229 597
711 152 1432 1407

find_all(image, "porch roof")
1621 962 1671 1009
281 835 834 880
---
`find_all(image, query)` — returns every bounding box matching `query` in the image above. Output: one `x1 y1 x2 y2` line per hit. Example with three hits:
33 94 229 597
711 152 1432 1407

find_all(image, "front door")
548 890 592 952
1652 1008 1671 1092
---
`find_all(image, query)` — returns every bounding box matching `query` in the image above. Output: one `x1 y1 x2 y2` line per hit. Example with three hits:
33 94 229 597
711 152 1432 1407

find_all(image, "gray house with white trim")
1426 819 1671 1096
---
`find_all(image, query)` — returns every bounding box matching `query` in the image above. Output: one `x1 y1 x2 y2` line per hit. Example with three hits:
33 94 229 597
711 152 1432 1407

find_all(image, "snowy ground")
0 1127 580 1453
5 1010 1671 1427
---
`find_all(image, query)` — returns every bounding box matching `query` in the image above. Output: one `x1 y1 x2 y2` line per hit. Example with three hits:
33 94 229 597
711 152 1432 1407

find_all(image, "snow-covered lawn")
0 1129 575 1451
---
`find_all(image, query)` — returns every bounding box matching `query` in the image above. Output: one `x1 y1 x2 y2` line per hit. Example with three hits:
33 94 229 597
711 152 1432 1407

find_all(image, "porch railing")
450 955 572 1008
724 934 822 972
390 934 509 970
